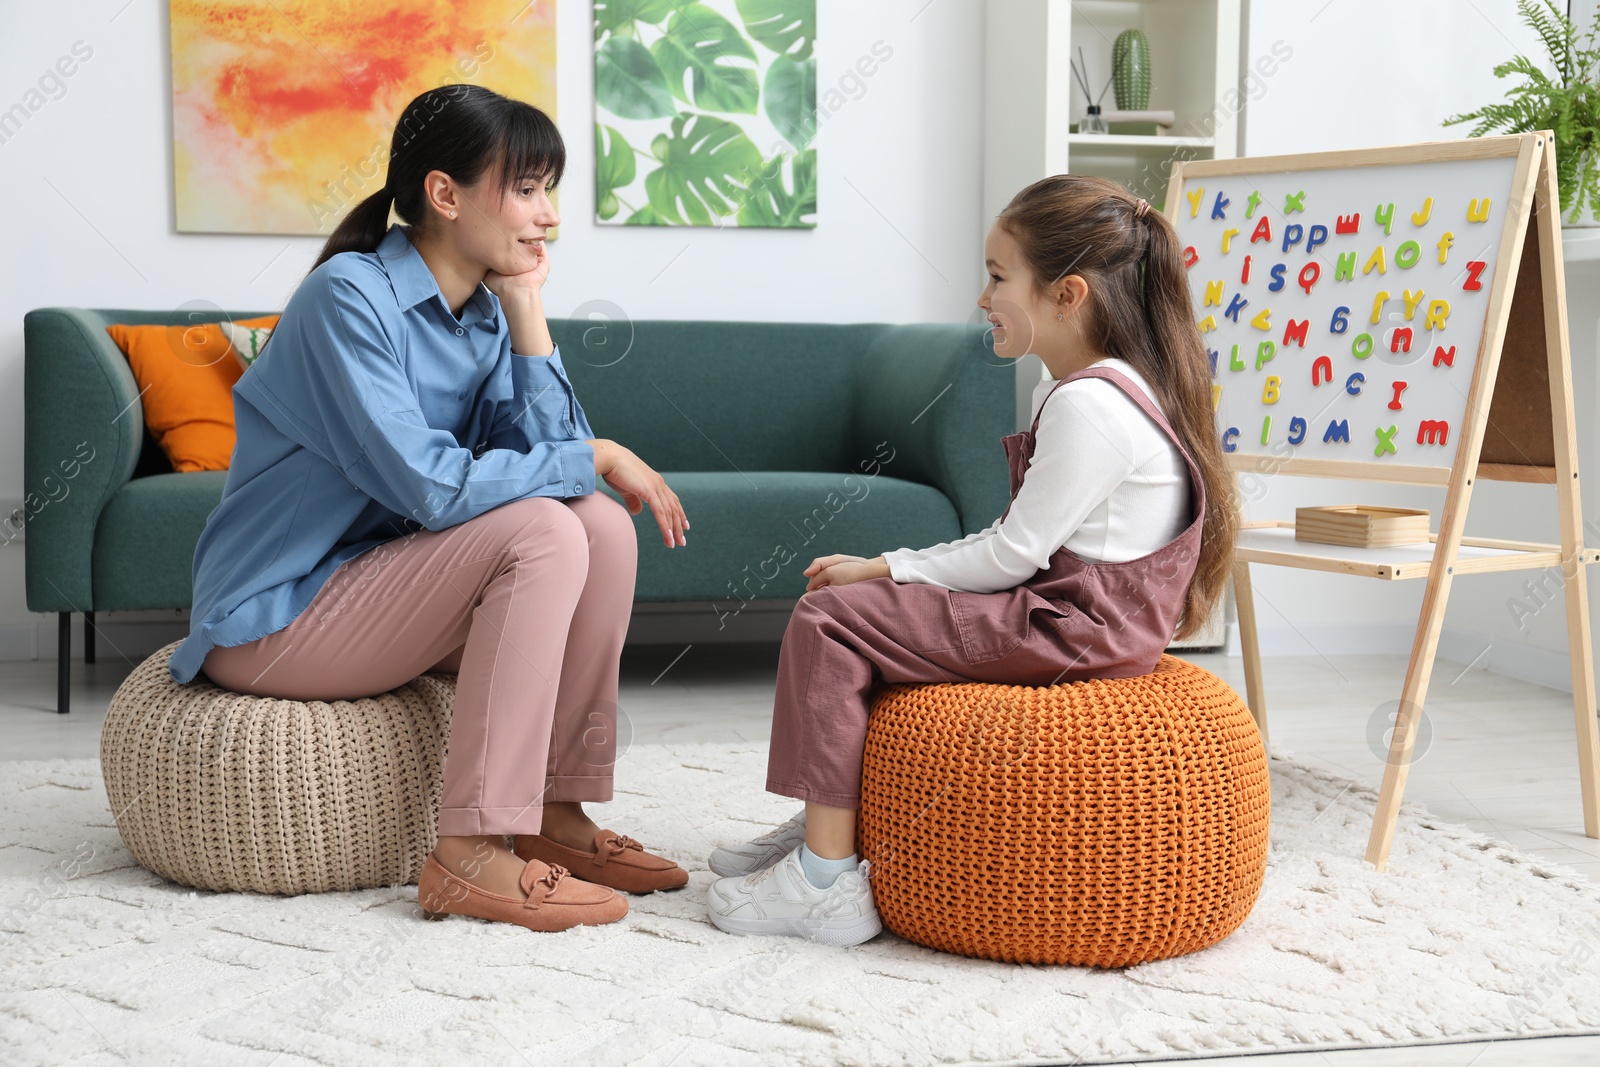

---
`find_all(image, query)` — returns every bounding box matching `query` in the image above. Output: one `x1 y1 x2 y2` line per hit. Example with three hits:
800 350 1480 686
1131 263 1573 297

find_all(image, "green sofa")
24 308 1013 713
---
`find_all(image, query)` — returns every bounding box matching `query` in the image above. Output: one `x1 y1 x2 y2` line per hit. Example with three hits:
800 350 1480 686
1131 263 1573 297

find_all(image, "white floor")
4 643 1600 1065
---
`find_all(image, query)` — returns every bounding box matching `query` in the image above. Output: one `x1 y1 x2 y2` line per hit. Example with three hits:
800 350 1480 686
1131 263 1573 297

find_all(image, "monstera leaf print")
734 0 814 60
651 3 759 115
643 113 763 225
593 0 817 228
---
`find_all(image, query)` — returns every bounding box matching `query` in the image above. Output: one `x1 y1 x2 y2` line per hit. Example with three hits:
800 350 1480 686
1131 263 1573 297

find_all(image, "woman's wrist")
504 289 554 357
586 438 616 475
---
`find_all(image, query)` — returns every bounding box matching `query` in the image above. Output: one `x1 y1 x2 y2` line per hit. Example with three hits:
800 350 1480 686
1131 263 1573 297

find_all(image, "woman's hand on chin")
485 235 550 302
589 439 689 549
803 555 891 592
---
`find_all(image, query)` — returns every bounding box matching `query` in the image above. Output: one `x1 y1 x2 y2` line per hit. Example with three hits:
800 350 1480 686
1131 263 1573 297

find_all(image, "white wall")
0 0 986 659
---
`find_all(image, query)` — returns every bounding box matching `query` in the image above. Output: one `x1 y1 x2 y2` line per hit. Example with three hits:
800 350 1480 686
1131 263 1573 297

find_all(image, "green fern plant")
1444 0 1600 223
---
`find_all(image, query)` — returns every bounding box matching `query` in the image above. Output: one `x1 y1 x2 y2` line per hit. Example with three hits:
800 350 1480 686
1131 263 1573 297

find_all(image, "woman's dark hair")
998 174 1238 642
309 84 565 274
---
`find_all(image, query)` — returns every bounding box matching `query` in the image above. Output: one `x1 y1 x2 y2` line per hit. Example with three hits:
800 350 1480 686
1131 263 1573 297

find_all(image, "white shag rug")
3 743 1600 1067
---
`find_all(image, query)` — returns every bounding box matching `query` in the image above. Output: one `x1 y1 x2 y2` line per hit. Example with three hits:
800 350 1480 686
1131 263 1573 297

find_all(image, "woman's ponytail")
309 185 396 273
999 175 1238 641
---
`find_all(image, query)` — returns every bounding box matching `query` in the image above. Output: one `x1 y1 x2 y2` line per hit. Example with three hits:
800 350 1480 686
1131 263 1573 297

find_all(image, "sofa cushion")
601 471 962 605
92 471 229 609
104 315 279 473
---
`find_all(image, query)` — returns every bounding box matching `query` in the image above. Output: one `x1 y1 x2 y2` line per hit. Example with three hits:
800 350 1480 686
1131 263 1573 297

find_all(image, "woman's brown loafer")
512 829 689 894
417 853 628 931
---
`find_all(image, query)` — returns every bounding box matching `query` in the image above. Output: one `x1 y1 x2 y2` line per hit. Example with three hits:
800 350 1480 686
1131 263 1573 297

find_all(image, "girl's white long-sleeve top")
883 357 1190 594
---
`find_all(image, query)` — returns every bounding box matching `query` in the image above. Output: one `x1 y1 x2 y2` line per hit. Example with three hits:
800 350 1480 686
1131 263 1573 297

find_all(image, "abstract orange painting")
170 0 557 234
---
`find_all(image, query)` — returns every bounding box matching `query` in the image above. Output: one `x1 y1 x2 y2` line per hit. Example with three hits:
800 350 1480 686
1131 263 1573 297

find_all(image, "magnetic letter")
1183 246 1199 268
1390 327 1413 353
1282 223 1304 252
1197 314 1217 334
1284 190 1306 214
1411 197 1433 226
1464 260 1486 291
1425 299 1451 329
1388 380 1408 410
1374 201 1395 235
1250 216 1273 244
1335 251 1357 280
1417 420 1450 445
1241 254 1252 284
1225 293 1249 322
1223 427 1239 452
1208 348 1219 376
1369 290 1391 325
1299 262 1321 294
1204 279 1224 307
1467 197 1491 222
1282 318 1309 347
1306 224 1329 254
1288 416 1308 445
1212 383 1222 409
1374 425 1399 456
1245 189 1262 218
1262 375 1281 403
1222 227 1240 254
1268 263 1287 292
1402 289 1425 319
1230 344 1245 371
1255 340 1276 369
1324 419 1351 443
1260 415 1272 445
1330 306 1350 334
1312 354 1334 386
1211 190 1231 220
1433 345 1456 367
1187 187 1205 218
1395 239 1421 269
1437 231 1454 264
1352 334 1373 359
1336 212 1360 234
1363 245 1387 275
1251 307 1273 331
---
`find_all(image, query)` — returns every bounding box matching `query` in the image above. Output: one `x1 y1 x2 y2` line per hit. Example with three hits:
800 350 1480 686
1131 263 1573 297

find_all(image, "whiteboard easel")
1165 132 1600 871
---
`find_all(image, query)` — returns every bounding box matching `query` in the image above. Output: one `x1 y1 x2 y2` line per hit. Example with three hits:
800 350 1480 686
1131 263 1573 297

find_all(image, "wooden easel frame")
1166 132 1600 871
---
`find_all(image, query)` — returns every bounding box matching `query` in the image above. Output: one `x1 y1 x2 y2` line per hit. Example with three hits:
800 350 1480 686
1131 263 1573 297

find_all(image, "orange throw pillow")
105 315 279 473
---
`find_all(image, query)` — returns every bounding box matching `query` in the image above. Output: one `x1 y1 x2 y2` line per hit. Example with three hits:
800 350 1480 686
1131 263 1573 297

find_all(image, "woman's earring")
449 211 457 218
1056 312 1064 321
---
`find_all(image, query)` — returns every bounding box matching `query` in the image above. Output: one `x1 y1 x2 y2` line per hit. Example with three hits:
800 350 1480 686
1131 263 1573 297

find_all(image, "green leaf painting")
593 0 816 228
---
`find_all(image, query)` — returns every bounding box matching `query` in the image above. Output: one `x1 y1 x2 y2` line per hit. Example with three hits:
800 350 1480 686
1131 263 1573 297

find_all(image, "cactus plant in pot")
1444 0 1600 227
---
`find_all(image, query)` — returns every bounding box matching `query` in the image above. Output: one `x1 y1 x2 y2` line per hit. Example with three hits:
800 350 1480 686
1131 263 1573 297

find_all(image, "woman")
169 84 690 933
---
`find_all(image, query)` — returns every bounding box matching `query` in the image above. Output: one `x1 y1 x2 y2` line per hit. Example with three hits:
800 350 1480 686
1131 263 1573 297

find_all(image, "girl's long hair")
308 83 566 274
999 174 1238 641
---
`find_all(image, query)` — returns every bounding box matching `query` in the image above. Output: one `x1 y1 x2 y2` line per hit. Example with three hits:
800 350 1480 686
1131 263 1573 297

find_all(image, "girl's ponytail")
1132 206 1239 639
999 175 1238 641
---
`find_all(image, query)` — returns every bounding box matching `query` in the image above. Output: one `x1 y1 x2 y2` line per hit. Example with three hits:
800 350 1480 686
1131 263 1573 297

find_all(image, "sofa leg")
83 610 95 665
57 612 70 715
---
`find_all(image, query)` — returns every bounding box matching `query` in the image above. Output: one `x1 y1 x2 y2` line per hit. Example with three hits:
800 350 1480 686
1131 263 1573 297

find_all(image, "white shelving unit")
981 0 1244 648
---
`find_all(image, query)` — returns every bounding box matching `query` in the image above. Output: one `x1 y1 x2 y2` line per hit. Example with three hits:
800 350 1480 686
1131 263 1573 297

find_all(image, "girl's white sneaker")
704 843 882 946
707 808 807 877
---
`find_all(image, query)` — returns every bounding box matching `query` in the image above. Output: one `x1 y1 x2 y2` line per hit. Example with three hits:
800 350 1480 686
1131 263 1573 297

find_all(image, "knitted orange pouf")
858 654 1270 968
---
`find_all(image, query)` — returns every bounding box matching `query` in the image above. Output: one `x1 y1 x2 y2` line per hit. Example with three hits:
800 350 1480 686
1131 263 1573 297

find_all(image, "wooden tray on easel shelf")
1294 505 1431 548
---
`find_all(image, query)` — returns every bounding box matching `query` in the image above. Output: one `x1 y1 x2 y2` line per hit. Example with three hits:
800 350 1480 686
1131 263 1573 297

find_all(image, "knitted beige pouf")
100 640 456 895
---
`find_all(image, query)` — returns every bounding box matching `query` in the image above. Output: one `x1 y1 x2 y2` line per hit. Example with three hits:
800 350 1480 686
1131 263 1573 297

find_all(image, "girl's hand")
590 439 688 548
804 555 891 592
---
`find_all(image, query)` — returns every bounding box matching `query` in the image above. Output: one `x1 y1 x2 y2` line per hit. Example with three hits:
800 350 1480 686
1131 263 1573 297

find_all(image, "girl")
704 174 1238 945
170 85 692 934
